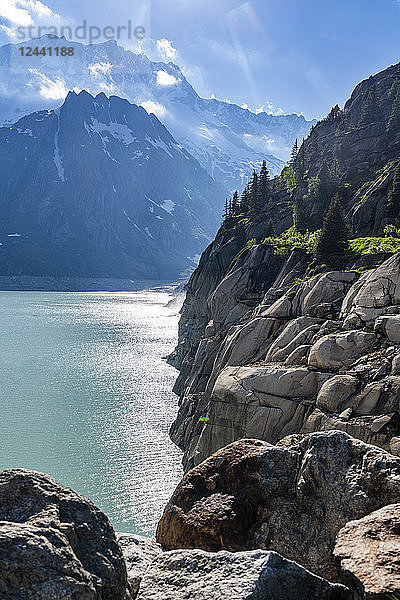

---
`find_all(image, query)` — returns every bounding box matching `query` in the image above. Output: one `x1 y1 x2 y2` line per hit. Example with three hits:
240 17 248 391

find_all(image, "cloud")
28 68 67 100
156 38 177 61
156 70 180 87
0 0 60 27
140 100 166 118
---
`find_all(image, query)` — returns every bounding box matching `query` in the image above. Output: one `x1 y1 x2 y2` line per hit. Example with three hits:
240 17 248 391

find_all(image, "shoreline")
0 276 183 292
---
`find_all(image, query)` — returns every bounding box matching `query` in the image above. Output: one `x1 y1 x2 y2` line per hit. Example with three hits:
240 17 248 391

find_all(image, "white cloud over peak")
156 38 177 61
0 0 60 27
140 100 166 118
28 68 67 100
156 70 180 87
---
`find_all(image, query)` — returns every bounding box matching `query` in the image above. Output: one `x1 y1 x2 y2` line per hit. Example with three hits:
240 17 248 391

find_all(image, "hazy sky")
1 0 399 120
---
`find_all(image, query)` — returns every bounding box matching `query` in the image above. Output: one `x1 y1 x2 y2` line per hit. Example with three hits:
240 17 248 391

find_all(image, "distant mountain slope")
0 35 315 191
0 90 225 279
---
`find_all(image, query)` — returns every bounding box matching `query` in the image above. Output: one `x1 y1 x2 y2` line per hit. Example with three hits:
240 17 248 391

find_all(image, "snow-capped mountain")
0 36 315 191
0 90 225 280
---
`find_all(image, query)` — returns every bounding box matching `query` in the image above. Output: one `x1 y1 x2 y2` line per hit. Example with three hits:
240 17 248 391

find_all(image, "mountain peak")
0 36 314 189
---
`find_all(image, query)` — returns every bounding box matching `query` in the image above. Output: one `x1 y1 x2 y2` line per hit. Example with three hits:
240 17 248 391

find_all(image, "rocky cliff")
169 61 400 471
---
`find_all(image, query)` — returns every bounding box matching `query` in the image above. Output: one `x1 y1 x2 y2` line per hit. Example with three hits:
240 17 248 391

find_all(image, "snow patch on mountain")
53 111 65 182
89 62 114 77
88 119 137 146
160 199 176 214
146 135 174 158
157 70 180 87
145 227 154 239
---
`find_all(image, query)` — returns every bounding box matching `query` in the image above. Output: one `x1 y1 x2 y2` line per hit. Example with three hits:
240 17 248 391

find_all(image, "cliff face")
170 62 400 471
295 62 400 234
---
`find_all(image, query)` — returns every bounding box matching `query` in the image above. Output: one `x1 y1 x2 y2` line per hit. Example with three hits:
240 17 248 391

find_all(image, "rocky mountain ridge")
0 35 314 190
0 89 225 280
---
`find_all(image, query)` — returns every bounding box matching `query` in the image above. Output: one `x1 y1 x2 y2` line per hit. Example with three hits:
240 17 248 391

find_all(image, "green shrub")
349 236 400 255
263 226 320 256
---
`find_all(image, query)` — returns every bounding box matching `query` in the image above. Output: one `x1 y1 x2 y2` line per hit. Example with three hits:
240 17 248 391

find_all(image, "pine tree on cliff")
295 142 305 184
289 139 299 165
265 218 275 237
327 104 341 121
248 171 259 215
316 194 349 258
224 198 229 220
258 161 271 212
317 159 335 201
240 186 250 214
387 160 400 221
231 190 239 215
293 198 307 233
387 80 400 135
359 84 379 126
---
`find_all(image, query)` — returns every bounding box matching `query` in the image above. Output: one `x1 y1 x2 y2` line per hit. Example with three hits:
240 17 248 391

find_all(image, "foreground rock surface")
117 533 162 599
157 431 400 582
334 504 400 600
136 549 350 600
0 469 129 600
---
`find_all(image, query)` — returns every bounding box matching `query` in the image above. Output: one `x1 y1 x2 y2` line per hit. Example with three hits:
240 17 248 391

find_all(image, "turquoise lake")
0 290 183 537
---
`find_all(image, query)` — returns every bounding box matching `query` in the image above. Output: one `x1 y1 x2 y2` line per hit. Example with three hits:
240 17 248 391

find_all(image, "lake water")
0 290 183 537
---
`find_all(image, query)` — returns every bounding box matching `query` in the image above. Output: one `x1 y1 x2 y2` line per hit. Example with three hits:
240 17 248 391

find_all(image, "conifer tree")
231 190 239 215
316 194 349 258
240 186 250 214
295 143 305 184
387 160 400 221
293 198 307 233
224 198 229 220
327 105 341 121
248 170 259 215
258 160 270 212
289 139 299 165
265 218 275 237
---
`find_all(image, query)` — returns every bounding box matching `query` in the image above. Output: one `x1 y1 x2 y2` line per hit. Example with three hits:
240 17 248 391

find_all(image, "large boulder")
341 253 400 327
334 504 400 599
375 314 400 343
0 469 129 600
300 409 400 459
308 330 378 371
157 431 400 582
136 549 350 600
262 271 358 320
316 375 359 412
266 316 323 363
